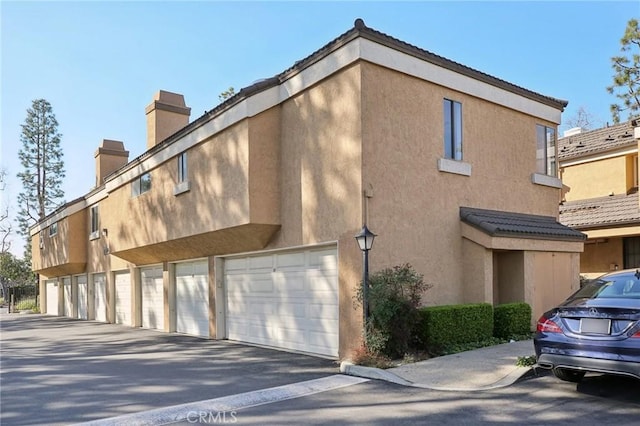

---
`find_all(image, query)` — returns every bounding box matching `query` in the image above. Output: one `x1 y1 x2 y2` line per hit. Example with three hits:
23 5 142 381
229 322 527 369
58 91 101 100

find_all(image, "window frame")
132 172 152 197
536 124 557 177
178 152 188 183
443 98 463 161
48 222 58 237
90 205 100 239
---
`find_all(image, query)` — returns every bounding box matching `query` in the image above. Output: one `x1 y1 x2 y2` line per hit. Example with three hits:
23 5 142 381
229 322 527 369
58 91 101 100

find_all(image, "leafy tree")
607 18 640 123
218 87 236 102
0 251 36 301
0 170 11 253
16 99 65 261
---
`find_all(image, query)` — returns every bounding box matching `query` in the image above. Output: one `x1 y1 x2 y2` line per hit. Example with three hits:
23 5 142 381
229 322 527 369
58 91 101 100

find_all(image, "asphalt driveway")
0 314 337 425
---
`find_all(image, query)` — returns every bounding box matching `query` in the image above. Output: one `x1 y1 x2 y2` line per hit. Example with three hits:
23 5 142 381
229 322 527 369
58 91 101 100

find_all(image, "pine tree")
16 99 65 261
607 18 640 124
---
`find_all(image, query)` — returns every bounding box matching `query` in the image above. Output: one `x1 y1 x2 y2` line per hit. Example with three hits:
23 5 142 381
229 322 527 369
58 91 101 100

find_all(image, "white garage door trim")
175 260 209 337
77 275 88 320
225 246 339 357
62 277 72 318
94 273 107 322
115 271 132 326
141 266 164 330
46 280 58 315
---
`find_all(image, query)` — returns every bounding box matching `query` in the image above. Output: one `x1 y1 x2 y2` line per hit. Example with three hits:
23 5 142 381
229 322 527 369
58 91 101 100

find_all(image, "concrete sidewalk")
341 339 536 391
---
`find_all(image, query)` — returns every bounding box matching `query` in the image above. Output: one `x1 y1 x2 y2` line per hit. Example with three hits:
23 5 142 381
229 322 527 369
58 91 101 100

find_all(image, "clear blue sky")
1 1 638 256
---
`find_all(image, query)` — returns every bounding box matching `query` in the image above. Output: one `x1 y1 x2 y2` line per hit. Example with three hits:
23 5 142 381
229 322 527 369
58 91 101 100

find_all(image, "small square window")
48 222 58 237
132 172 152 197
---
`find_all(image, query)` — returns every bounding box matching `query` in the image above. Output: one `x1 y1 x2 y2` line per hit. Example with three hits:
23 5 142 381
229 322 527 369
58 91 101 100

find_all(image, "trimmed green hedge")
419 303 493 352
493 302 532 339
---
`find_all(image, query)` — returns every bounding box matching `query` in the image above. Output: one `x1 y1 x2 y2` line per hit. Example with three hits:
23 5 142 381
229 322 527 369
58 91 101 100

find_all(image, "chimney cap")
145 90 190 115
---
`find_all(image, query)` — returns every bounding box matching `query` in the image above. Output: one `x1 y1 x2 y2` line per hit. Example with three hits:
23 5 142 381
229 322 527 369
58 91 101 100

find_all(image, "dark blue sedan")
534 269 640 382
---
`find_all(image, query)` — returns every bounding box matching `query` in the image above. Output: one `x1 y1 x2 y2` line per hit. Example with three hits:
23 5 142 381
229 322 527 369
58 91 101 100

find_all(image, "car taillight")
632 330 640 338
537 316 562 333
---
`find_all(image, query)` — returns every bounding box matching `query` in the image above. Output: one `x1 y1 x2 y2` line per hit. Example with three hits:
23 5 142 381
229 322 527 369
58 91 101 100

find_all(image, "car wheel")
553 368 585 383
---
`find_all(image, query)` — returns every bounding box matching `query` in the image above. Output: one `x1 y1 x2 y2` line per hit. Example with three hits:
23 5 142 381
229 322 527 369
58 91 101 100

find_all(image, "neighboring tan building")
558 120 640 278
30 19 584 359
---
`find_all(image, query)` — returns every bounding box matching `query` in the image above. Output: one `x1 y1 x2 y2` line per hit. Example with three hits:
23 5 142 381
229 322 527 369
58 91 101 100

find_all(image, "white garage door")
115 271 132 326
77 275 88 320
94 273 107 322
225 247 339 357
62 277 72 317
141 266 164 330
45 280 58 315
176 261 209 337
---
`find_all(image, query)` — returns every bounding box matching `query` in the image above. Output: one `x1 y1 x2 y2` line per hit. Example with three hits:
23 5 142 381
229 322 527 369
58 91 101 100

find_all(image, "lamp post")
355 225 376 334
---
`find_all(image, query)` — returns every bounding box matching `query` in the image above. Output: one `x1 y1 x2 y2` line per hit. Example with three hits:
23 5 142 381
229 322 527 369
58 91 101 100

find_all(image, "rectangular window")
536 125 556 177
178 152 187 183
443 99 463 161
624 237 640 269
132 172 152 197
48 222 58 237
90 205 99 236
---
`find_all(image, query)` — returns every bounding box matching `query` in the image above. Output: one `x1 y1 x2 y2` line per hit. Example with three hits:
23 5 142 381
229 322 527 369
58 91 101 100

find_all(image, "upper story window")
443 99 463 161
90 205 99 239
48 222 58 237
536 125 556 177
178 152 188 183
132 172 152 197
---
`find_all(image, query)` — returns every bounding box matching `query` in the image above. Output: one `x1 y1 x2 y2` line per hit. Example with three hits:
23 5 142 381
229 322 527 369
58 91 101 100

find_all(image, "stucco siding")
359 62 562 306
562 156 628 201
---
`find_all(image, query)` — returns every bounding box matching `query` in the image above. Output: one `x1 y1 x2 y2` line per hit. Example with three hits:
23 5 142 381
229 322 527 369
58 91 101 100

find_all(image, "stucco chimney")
95 139 129 186
145 90 191 149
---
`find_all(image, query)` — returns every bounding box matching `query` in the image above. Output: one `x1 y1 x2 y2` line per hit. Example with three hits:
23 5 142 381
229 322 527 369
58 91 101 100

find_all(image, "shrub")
351 343 393 369
15 296 38 312
493 302 532 339
419 303 493 355
355 264 432 359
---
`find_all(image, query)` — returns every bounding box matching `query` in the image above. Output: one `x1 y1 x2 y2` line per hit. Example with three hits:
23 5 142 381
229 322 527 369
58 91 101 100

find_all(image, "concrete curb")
340 361 532 391
340 361 413 386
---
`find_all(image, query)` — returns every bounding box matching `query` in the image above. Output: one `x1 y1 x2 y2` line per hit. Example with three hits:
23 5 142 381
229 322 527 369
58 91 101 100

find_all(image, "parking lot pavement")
0 314 338 426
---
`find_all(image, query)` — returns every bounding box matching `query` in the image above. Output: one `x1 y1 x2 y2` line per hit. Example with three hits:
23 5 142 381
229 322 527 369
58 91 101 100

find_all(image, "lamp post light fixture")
355 225 376 334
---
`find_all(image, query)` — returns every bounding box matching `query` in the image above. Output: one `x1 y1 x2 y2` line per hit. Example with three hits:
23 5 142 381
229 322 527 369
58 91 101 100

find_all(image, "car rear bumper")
537 353 640 379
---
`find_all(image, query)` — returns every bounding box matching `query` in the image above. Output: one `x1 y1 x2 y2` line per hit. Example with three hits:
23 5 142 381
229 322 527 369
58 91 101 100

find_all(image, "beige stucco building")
559 120 640 278
30 19 584 359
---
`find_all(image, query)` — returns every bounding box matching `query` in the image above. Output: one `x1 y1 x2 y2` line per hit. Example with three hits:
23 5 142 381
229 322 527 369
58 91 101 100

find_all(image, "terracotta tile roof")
460 207 586 241
130 19 569 168
559 192 640 229
278 19 568 111
558 121 636 161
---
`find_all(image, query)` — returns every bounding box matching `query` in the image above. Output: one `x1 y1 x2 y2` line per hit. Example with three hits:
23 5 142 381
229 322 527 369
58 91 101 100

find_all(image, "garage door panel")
309 250 337 269
226 247 338 357
115 272 131 326
275 252 305 269
276 301 306 319
46 281 58 315
249 255 273 270
141 267 164 330
308 302 338 320
274 271 305 292
63 278 72 317
307 271 338 292
176 260 209 337
77 275 88 320
94 274 107 322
